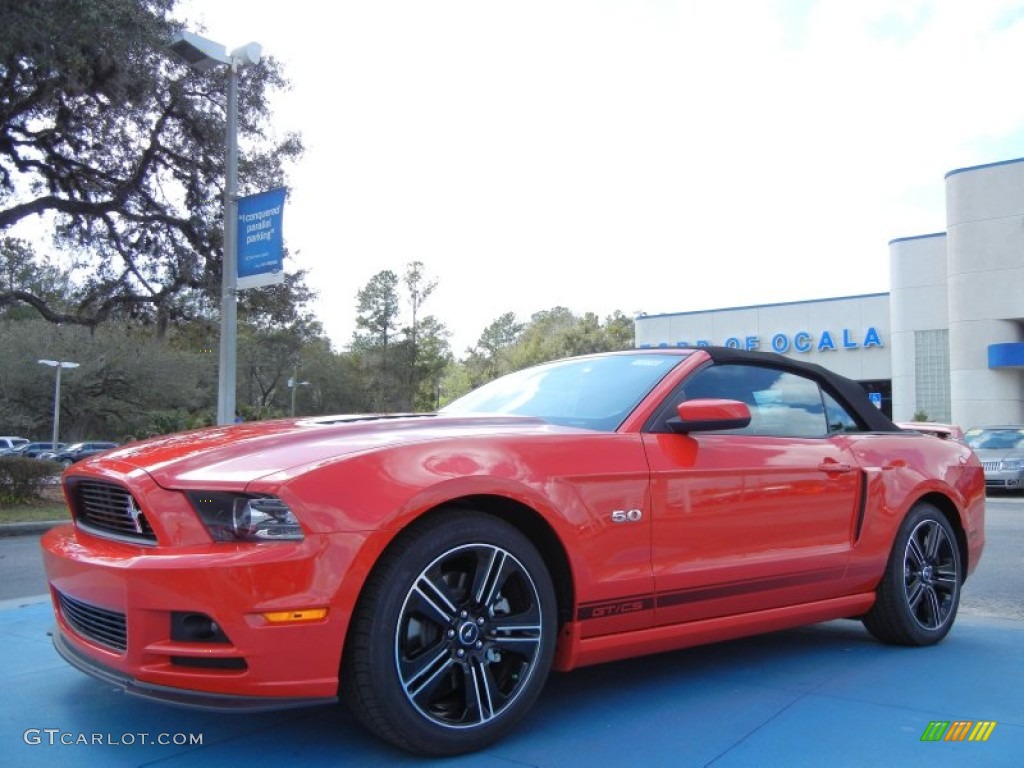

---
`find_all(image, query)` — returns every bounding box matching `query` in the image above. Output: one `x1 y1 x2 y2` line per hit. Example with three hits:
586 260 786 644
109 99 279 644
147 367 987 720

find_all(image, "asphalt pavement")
1 499 1021 766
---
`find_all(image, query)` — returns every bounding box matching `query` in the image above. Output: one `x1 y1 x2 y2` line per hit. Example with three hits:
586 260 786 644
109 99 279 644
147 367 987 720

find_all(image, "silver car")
964 425 1024 491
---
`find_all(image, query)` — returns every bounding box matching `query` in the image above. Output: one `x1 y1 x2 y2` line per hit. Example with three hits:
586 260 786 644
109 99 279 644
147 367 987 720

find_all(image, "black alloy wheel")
863 502 962 646
396 542 546 729
342 511 557 755
901 517 959 631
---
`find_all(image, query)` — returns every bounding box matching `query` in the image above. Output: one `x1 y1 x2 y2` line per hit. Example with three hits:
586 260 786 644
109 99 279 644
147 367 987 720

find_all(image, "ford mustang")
41 347 985 755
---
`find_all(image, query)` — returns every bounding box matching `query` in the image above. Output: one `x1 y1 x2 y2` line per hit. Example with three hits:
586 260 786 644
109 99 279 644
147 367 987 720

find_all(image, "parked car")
0 436 29 455
43 442 120 467
964 425 1024 491
41 347 986 755
897 421 966 442
11 441 65 458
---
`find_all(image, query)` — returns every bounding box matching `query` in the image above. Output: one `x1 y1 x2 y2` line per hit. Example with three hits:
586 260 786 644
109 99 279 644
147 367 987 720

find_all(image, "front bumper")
42 521 370 707
52 629 336 711
982 469 1024 490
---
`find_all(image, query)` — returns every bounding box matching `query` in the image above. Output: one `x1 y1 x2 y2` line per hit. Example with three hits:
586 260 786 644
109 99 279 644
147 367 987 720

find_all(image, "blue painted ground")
1 596 1020 767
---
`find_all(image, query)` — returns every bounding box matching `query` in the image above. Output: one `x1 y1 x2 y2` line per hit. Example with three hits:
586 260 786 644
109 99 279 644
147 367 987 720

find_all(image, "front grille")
57 591 127 652
981 461 1000 472
74 481 156 544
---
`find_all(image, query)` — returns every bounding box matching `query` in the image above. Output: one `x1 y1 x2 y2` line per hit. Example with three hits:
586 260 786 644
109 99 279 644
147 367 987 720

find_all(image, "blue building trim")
945 156 1024 179
988 342 1024 369
888 232 946 246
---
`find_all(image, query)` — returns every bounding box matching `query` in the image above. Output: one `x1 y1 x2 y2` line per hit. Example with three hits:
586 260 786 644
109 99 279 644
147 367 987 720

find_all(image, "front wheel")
341 511 557 755
862 503 962 646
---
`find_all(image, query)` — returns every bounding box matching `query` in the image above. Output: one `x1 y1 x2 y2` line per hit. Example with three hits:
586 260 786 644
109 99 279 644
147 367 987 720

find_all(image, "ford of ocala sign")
641 327 884 353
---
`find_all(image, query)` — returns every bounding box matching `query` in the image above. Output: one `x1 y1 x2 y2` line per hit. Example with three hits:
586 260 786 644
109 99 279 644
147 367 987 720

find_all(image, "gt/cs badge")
611 509 643 523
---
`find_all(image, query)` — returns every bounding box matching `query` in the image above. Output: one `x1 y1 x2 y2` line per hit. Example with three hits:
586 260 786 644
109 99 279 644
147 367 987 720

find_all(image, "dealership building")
635 156 1024 430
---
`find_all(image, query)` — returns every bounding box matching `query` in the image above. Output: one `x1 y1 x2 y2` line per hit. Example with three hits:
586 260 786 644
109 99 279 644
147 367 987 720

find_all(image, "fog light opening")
171 612 231 643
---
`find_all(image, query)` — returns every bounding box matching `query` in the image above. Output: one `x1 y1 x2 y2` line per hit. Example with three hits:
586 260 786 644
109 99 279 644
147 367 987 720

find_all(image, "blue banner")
236 187 286 290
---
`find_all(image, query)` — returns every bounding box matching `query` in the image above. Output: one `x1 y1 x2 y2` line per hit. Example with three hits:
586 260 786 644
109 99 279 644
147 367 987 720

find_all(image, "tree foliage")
455 312 522 391
287 336 364 417
0 0 303 333
0 319 210 440
353 270 400 353
1 248 635 438
351 264 452 411
0 236 70 320
450 307 635 401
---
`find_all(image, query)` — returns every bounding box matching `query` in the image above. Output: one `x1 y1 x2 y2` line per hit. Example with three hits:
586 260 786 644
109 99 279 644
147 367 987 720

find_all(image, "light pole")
288 366 310 417
168 31 262 426
38 360 79 448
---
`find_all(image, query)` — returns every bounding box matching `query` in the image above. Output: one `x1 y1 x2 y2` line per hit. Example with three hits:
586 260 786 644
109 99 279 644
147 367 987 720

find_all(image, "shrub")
0 456 62 505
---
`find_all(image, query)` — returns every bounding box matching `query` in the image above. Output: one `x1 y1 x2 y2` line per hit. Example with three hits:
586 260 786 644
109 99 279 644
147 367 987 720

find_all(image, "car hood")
85 413 560 489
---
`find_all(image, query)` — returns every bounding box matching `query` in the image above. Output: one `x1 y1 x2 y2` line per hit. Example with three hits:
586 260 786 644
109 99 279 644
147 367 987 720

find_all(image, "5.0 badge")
611 509 643 523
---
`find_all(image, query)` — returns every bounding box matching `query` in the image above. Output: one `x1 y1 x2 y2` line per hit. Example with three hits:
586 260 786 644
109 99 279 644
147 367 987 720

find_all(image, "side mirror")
667 398 751 433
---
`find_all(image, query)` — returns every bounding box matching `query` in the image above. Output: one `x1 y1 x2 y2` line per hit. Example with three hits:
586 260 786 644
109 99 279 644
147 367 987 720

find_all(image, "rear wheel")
862 503 961 646
341 511 557 755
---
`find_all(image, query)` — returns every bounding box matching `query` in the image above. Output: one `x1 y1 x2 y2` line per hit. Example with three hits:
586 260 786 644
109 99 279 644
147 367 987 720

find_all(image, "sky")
174 0 1024 355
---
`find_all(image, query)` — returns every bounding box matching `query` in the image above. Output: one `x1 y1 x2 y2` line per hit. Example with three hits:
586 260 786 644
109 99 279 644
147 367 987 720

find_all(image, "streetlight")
168 30 262 426
38 360 79 448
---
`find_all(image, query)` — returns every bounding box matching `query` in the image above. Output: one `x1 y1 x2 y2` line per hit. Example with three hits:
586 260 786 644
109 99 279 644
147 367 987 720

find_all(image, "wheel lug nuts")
475 641 483 649
477 617 485 625
456 649 465 658
460 610 468 619
447 629 455 638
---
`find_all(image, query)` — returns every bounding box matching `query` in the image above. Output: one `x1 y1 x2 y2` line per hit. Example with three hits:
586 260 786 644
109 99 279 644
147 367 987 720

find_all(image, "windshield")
441 353 684 431
965 427 1024 451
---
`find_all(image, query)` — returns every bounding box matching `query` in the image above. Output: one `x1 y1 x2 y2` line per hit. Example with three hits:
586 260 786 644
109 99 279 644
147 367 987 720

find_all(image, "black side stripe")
655 566 847 609
577 566 849 621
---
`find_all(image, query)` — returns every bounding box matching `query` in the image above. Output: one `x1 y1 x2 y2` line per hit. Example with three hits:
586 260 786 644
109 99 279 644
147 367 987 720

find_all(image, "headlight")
187 492 304 542
999 459 1024 471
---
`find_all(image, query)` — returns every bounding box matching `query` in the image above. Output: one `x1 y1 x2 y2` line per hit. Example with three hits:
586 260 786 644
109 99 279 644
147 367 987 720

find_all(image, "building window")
915 329 951 422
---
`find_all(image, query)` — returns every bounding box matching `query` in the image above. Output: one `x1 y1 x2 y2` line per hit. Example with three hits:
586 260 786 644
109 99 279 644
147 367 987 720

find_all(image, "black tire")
862 503 962 646
341 510 557 755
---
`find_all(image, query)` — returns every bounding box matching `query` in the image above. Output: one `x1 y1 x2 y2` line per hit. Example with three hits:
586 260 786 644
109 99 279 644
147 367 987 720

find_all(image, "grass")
0 486 68 524
0 503 68 524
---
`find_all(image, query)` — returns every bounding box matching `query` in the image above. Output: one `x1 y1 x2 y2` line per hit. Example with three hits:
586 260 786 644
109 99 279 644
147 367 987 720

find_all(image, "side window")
674 364 829 438
823 391 862 433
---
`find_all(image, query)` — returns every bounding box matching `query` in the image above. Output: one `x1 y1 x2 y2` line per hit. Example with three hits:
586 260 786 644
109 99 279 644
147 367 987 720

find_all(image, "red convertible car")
41 347 985 755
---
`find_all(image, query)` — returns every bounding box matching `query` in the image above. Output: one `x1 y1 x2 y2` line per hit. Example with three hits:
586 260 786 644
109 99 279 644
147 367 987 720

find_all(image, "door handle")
818 461 853 473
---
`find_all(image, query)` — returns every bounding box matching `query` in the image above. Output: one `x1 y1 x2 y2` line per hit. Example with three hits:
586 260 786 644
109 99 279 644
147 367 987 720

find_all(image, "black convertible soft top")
691 346 902 433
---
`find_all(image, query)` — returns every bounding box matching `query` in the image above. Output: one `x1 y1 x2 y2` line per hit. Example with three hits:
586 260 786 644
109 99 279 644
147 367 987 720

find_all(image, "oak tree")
0 0 302 334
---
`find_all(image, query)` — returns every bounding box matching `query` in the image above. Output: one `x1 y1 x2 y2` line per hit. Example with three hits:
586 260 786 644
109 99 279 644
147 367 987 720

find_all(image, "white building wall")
945 159 1024 427
888 233 948 421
